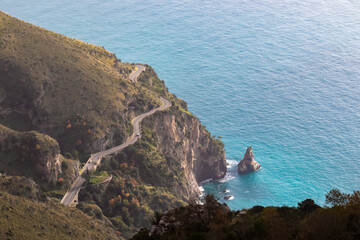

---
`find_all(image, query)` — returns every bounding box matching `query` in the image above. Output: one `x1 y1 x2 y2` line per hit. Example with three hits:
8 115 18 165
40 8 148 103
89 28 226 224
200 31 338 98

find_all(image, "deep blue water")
1 0 360 209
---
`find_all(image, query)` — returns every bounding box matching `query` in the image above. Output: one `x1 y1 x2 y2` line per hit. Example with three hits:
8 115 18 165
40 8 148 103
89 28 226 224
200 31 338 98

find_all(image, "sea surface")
1 0 360 209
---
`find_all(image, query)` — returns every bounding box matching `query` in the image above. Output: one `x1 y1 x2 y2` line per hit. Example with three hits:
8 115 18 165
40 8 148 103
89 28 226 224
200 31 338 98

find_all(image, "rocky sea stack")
237 147 261 174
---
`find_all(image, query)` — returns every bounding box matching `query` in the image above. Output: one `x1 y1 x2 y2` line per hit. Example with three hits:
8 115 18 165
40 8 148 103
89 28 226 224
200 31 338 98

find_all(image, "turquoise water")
2 0 360 209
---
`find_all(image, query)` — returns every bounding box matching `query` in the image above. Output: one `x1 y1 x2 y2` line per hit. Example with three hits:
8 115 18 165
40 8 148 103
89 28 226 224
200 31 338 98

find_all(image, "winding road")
129 64 146 83
61 66 170 207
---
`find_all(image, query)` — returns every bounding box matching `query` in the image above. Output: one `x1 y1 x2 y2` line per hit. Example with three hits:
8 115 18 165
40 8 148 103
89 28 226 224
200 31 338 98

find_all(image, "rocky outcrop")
0 124 63 184
153 110 227 198
0 175 47 201
238 147 261 174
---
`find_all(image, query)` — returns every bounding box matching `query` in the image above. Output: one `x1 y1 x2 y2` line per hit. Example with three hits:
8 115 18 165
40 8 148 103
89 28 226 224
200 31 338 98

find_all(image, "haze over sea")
2 0 360 209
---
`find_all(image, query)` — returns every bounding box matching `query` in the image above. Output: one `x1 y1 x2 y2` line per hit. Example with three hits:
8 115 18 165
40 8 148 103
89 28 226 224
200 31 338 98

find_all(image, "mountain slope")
0 10 159 157
0 11 227 239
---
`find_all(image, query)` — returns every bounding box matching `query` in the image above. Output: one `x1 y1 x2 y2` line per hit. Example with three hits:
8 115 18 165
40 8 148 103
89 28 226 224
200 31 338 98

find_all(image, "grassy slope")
0 11 160 156
0 191 120 240
0 11 130 125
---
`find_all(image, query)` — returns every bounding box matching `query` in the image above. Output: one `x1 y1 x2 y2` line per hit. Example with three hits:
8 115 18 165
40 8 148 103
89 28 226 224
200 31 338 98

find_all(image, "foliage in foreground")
131 190 360 240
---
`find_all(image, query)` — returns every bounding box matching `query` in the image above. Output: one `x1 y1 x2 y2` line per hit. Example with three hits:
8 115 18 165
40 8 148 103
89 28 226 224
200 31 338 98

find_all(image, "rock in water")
238 147 261 174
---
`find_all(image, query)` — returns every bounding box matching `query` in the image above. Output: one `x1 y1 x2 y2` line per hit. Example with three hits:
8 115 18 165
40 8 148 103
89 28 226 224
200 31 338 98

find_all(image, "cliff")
153 109 226 196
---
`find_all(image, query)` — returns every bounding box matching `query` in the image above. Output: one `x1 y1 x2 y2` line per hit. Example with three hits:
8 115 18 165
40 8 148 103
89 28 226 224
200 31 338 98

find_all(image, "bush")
130 228 151 240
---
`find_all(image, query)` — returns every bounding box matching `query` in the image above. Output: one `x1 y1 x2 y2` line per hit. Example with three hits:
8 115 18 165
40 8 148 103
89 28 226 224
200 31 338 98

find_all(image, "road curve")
61 97 171 206
129 64 146 83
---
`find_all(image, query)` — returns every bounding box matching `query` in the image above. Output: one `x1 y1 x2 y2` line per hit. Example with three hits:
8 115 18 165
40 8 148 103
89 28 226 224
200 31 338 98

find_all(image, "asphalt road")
129 64 146 82
61 97 170 206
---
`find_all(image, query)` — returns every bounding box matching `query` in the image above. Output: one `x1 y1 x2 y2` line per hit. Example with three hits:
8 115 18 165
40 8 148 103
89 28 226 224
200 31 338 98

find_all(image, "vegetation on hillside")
79 117 188 239
77 64 226 238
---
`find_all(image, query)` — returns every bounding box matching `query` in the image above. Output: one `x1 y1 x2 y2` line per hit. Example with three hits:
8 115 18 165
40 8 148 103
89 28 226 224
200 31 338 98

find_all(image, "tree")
325 189 349 207
349 190 360 206
204 194 219 223
298 199 320 213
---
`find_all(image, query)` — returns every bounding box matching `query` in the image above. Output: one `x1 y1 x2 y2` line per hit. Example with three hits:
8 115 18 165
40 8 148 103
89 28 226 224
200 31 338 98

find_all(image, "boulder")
238 147 260 174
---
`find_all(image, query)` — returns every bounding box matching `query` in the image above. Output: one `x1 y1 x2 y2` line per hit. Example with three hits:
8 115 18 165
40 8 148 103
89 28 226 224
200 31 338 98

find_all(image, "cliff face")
153 110 227 196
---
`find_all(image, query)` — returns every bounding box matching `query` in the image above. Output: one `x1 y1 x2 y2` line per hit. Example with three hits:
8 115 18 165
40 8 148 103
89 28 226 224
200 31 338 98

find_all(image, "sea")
1 0 359 210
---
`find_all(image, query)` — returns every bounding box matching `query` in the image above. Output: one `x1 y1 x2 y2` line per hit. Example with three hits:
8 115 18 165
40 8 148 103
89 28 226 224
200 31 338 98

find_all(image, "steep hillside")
0 11 227 239
0 191 120 240
78 68 226 238
0 11 160 157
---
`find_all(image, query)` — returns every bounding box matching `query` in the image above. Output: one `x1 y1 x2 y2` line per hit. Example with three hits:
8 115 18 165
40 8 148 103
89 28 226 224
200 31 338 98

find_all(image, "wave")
224 195 234 200
226 159 238 168
217 175 235 183
199 178 214 185
216 160 238 183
